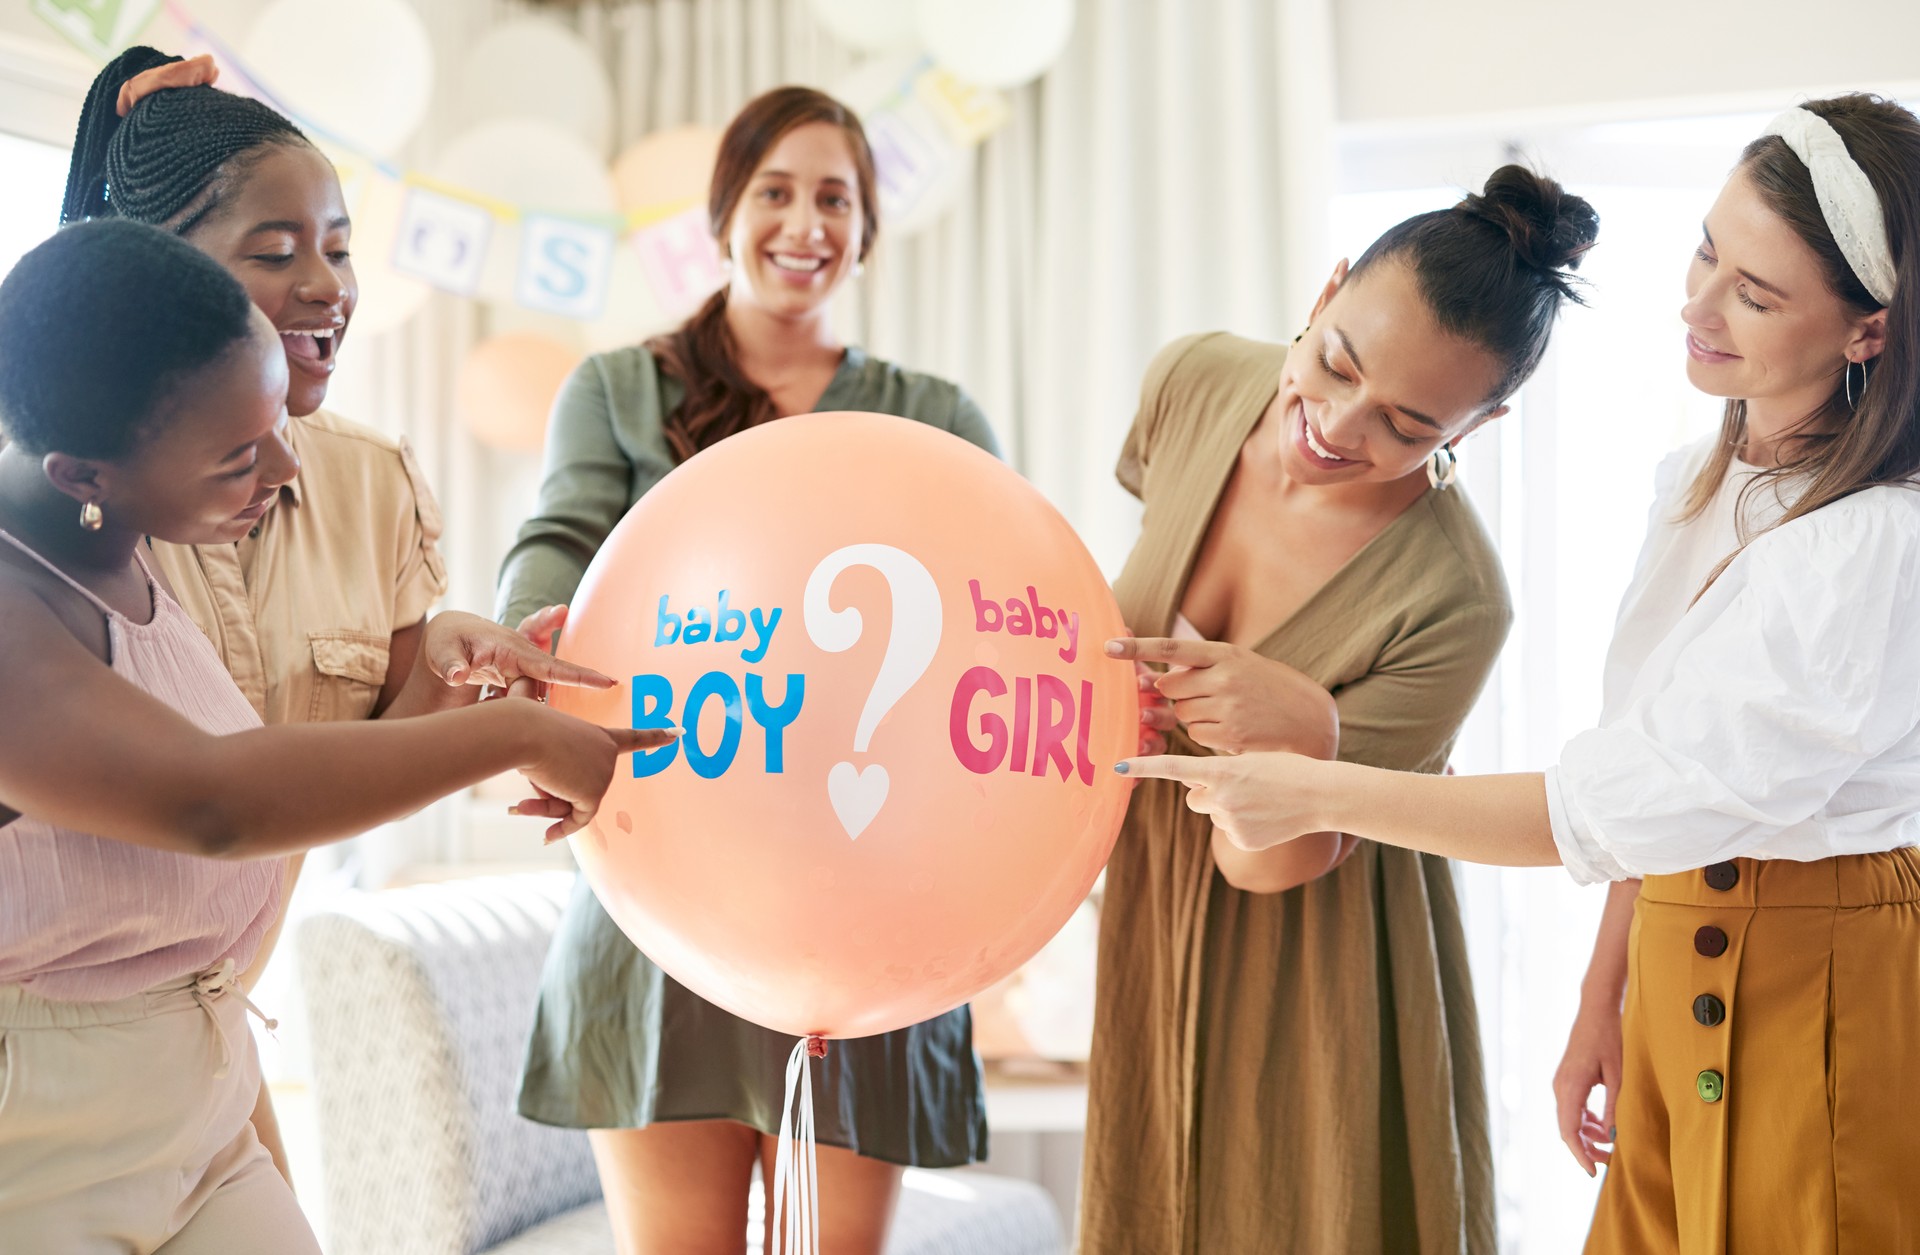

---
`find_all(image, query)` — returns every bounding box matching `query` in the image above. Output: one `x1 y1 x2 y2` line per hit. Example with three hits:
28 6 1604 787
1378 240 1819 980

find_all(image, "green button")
1696 1070 1725 1103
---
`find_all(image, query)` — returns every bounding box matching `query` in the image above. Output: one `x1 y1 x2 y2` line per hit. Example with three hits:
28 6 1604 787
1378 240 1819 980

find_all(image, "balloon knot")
806 1035 828 1059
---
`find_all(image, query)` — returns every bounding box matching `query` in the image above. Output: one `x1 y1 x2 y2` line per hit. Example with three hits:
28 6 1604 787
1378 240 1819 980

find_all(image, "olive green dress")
498 344 993 1167
1078 333 1509 1252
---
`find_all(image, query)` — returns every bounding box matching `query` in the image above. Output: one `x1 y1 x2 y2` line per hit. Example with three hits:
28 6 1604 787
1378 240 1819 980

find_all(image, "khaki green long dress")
1078 333 1509 1254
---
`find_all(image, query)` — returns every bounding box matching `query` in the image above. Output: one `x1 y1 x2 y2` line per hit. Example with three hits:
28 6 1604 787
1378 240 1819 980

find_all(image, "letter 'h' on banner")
632 203 728 320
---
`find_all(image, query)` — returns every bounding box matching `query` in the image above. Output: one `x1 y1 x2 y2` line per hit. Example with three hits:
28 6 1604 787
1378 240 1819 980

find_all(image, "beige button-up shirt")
149 408 448 727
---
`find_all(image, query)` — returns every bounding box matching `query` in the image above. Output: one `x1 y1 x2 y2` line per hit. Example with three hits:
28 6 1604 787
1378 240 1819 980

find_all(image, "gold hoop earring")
1426 445 1458 490
79 500 103 531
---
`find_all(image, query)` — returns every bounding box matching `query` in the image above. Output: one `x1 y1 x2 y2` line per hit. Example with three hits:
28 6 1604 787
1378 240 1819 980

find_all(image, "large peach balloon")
551 413 1133 1039
456 333 580 451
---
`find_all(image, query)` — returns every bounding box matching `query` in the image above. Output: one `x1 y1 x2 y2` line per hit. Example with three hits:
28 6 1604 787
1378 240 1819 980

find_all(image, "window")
1335 113 1765 1253
0 129 67 280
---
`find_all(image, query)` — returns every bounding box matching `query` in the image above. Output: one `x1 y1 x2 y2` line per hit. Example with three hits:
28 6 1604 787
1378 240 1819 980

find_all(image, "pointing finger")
1106 636 1231 667
511 645 615 690
1113 754 1214 784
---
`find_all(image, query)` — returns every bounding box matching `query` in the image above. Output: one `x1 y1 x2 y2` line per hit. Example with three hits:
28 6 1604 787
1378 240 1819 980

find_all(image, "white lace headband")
1763 106 1897 306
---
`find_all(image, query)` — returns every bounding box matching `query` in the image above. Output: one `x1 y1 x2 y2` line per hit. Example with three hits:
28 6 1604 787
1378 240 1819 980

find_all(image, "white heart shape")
827 761 889 840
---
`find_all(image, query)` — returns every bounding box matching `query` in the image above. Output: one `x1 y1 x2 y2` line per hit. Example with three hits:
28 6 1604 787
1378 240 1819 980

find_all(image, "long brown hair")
1682 95 1920 586
647 87 880 463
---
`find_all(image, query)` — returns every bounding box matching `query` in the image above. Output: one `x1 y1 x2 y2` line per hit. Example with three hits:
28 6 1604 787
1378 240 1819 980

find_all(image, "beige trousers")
0 963 320 1254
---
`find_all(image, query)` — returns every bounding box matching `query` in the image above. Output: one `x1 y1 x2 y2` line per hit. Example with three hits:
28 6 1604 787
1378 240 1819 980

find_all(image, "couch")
295 871 1063 1255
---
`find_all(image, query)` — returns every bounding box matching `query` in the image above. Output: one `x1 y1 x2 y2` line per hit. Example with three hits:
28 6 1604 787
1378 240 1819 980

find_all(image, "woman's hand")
1116 750 1330 851
1136 660 1176 755
508 701 679 842
1113 629 1175 756
423 609 609 695
1106 637 1337 757
1554 994 1623 1176
514 603 568 653
117 54 218 116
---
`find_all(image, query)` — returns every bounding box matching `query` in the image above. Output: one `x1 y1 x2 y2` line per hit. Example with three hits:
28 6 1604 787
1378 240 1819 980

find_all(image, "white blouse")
1546 437 1920 884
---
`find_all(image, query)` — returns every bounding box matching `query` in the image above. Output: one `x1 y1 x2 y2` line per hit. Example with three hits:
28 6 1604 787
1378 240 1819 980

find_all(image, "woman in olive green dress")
1083 169 1599 1254
496 88 992 1255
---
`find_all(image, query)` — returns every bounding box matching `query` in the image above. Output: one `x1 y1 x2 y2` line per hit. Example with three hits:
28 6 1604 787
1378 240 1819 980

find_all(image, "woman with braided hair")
59 47 567 1183
0 220 668 1255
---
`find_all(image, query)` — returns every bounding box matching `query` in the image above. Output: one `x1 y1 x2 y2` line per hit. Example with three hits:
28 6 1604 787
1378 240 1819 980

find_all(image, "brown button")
1692 993 1726 1027
1703 862 1740 891
1694 925 1729 957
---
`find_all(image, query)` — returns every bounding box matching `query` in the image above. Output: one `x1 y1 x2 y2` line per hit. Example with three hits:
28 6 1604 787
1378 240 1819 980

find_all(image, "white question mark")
803 544 943 840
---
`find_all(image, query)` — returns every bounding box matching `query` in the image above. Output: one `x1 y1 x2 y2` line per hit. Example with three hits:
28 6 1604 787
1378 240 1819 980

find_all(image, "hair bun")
1459 164 1600 274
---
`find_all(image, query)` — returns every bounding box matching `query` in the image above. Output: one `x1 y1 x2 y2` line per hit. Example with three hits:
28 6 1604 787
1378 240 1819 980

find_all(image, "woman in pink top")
0 220 672 1251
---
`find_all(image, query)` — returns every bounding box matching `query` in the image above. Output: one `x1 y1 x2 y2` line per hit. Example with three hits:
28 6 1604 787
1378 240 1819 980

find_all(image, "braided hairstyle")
61 46 311 234
0 219 257 459
1348 164 1601 406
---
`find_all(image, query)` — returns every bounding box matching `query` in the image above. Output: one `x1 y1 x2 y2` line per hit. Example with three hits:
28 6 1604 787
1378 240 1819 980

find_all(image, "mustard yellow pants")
1587 850 1920 1255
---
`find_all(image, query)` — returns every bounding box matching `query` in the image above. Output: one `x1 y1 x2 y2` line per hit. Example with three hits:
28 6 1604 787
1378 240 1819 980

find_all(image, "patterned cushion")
296 872 598 1255
296 872 1063 1255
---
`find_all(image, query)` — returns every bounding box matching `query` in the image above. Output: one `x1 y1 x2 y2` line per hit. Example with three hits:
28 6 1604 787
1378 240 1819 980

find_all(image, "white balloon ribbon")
771 1036 826 1255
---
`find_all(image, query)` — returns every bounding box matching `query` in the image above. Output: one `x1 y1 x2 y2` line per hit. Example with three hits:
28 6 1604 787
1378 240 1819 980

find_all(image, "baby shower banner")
35 0 1014 330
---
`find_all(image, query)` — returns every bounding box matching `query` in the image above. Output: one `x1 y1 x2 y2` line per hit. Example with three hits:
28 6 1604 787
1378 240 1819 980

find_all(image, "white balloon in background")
433 120 618 306
341 174 432 337
833 52 974 237
914 0 1075 89
434 119 617 213
583 248 674 352
807 0 918 53
458 20 615 159
244 0 433 154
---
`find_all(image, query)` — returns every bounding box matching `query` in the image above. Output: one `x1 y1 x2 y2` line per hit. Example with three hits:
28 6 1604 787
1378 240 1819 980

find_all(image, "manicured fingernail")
1113 761 1130 775
1104 640 1125 655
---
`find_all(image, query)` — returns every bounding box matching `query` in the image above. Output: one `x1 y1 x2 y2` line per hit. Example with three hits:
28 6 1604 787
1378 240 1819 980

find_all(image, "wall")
1335 0 1920 128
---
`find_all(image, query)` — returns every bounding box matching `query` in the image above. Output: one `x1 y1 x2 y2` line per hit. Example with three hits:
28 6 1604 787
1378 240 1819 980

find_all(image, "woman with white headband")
1112 92 1920 1252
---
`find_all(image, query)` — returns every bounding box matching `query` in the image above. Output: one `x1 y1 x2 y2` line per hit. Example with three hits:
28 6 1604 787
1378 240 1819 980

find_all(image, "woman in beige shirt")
1081 167 1598 1253
60 48 573 1175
